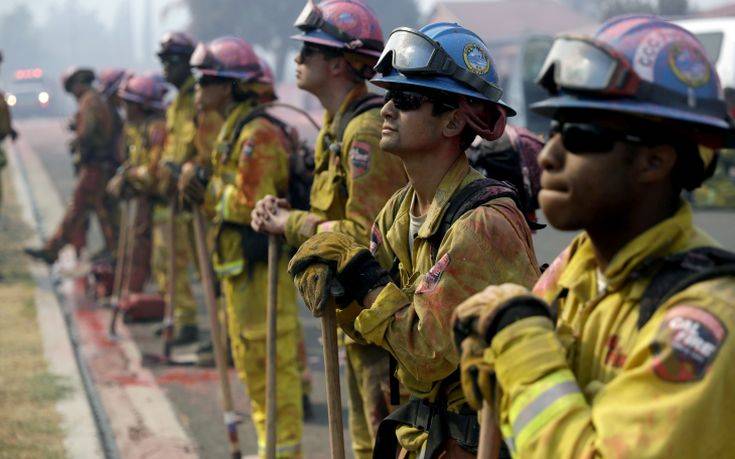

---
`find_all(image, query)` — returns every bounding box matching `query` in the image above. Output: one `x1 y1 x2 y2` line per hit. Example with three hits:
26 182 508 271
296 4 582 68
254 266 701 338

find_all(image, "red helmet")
118 73 168 111
257 56 275 85
292 0 384 58
157 31 196 58
98 68 127 97
61 66 95 92
190 36 262 82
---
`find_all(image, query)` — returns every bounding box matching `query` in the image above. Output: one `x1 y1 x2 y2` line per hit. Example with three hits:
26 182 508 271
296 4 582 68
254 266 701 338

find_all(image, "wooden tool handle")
321 305 345 459
265 235 279 459
477 400 501 459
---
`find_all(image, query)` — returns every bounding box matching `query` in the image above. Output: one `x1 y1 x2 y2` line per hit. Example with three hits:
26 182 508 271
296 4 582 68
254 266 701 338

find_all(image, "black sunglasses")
550 121 648 154
298 43 340 62
384 89 458 112
196 75 228 87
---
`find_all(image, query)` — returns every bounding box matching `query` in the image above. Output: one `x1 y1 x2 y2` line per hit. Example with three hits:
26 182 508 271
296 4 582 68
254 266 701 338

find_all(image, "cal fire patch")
369 224 383 255
650 305 727 383
349 141 371 178
415 253 451 295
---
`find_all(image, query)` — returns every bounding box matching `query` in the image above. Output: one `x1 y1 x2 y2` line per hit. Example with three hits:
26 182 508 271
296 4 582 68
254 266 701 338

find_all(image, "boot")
302 394 314 421
195 341 215 367
23 247 57 265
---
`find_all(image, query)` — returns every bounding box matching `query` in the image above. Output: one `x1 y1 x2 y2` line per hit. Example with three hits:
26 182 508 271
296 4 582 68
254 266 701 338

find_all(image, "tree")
184 0 420 81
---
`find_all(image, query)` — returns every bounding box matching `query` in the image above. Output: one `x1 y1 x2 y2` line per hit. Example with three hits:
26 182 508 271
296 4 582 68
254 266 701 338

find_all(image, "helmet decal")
463 43 491 75
668 42 710 88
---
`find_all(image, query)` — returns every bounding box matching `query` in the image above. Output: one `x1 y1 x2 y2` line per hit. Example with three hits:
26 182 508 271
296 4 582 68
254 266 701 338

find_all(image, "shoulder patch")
239 139 255 163
650 305 727 383
349 141 372 178
416 253 451 295
369 224 383 255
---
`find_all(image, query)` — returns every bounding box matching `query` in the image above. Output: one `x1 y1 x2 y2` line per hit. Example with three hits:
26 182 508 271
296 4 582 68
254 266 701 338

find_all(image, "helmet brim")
290 32 382 58
531 95 732 131
371 71 516 116
197 68 260 81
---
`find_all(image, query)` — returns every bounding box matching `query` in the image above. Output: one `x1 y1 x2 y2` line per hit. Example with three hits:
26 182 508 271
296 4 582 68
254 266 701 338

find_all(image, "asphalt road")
18 116 735 458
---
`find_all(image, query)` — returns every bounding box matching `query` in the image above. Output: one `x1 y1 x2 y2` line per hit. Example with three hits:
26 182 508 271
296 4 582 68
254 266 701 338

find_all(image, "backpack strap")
637 247 735 329
427 178 520 262
326 93 384 156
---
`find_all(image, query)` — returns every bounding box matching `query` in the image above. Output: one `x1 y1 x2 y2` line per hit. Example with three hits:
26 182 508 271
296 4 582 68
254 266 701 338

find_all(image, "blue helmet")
372 22 515 116
532 15 733 139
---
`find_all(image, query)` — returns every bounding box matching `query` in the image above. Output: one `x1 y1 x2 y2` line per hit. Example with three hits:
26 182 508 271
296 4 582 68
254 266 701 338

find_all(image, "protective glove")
452 283 552 410
179 162 209 205
288 232 390 317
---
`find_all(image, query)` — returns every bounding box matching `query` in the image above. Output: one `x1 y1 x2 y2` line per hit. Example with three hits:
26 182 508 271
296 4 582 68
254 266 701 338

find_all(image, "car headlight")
38 91 50 104
6 94 17 106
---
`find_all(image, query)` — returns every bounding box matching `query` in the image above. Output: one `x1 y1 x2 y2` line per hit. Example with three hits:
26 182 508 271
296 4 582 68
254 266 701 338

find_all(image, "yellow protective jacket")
489 201 735 458
124 115 167 193
204 100 290 275
284 84 407 248
348 156 540 407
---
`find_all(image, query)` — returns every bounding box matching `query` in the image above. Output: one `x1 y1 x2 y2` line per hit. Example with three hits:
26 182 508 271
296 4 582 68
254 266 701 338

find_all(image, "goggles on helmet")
537 35 726 116
375 27 503 102
537 36 639 95
294 0 382 53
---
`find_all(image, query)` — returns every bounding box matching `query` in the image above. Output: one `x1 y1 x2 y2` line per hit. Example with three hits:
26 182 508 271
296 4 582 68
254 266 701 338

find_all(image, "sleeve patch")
650 305 727 383
239 139 255 163
349 141 372 178
369 224 383 255
415 253 450 295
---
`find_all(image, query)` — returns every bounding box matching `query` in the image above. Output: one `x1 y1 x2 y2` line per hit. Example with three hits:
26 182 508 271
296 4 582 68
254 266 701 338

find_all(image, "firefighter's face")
294 43 337 93
195 78 230 112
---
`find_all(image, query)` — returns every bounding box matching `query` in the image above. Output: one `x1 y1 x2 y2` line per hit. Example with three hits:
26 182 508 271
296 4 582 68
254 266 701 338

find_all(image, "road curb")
7 138 106 459
8 133 197 458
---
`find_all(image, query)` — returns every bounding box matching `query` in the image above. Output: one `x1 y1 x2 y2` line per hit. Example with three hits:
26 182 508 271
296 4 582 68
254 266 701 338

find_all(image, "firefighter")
181 36 303 457
286 22 540 457
153 32 203 345
106 74 168 294
25 67 117 264
250 1 408 455
452 15 735 458
0 50 19 218
98 68 128 165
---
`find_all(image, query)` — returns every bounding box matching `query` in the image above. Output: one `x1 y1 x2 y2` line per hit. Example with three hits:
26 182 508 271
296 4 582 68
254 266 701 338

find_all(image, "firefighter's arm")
489 280 735 459
354 203 539 384
75 96 100 149
0 97 12 139
218 122 288 225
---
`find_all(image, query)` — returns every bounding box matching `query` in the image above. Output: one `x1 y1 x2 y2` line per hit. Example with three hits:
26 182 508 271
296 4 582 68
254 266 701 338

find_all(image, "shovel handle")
322 304 345 459
477 400 501 459
265 235 278 459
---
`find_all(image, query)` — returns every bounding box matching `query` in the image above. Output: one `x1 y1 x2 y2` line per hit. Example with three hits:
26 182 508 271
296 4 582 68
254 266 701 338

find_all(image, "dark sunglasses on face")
196 75 226 87
298 43 339 62
161 54 187 65
549 120 647 154
384 89 458 112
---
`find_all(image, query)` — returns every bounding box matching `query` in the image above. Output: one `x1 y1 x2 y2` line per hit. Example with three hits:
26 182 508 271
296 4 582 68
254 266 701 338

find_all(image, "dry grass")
0 166 68 458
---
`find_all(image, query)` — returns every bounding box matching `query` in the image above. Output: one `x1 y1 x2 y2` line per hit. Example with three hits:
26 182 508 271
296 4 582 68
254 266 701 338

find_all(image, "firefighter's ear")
442 109 466 139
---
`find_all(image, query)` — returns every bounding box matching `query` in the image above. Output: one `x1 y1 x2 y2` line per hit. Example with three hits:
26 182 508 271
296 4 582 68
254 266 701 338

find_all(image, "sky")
3 0 734 28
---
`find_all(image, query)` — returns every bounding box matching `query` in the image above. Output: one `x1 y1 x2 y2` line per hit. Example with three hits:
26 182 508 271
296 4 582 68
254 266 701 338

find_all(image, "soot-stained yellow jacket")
346 156 540 407
284 84 407 249
204 100 290 278
488 201 735 458
124 115 167 193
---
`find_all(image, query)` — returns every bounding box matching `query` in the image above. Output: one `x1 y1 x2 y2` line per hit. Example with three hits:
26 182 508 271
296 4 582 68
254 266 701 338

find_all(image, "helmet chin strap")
458 97 506 141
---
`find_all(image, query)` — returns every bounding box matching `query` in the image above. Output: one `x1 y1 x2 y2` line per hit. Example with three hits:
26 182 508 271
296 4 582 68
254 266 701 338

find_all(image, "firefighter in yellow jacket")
0 50 18 218
287 22 540 458
452 16 735 458
251 2 408 455
107 74 168 294
182 36 302 457
152 31 204 345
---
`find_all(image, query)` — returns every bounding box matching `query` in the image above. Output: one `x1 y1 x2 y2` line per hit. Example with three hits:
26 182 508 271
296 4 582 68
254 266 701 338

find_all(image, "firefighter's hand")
106 171 128 199
291 263 334 317
288 232 390 312
458 334 495 411
179 162 207 205
452 284 551 349
251 195 291 235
